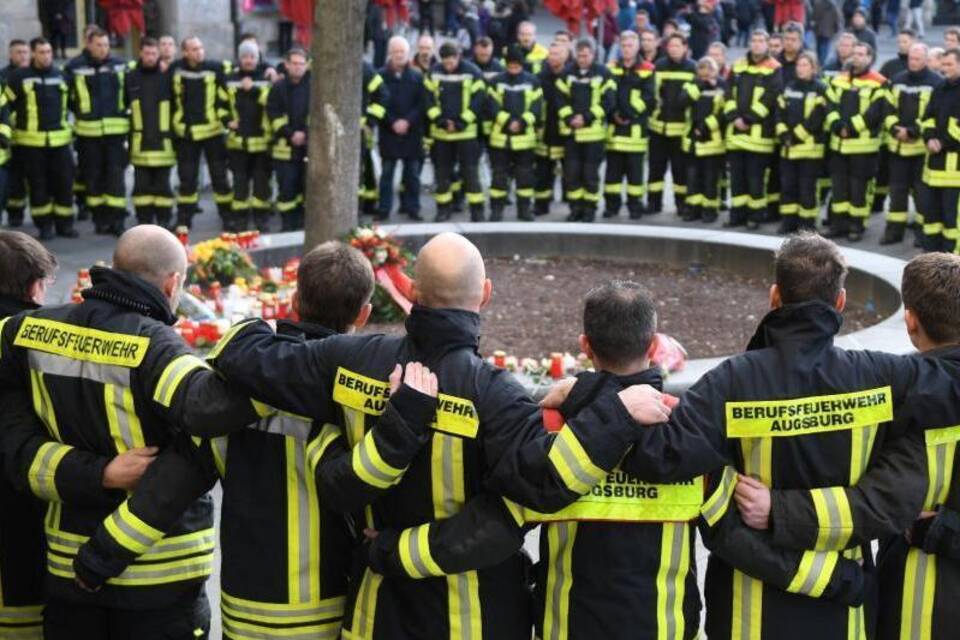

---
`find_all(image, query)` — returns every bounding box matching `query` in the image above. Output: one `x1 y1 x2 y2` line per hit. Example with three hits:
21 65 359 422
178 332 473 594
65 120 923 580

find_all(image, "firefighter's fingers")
539 377 577 409
618 384 671 426
388 364 403 395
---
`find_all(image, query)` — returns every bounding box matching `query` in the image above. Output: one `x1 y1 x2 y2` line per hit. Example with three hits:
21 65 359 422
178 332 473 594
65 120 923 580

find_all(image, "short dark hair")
0 231 58 301
239 32 258 42
944 48 960 64
86 27 109 42
286 46 308 61
297 241 374 332
475 36 493 48
439 42 460 59
902 253 960 344
782 22 804 37
554 29 573 39
140 37 158 49
900 27 916 38
575 37 596 52
9 39 26 48
774 232 848 305
947 26 960 39
583 281 657 368
665 33 687 47
29 37 50 51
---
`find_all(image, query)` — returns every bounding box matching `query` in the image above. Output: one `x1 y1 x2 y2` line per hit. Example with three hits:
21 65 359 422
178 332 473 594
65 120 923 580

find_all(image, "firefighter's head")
782 22 803 56
285 48 308 83
553 30 573 54
518 21 537 49
439 43 461 73
708 42 727 71
834 32 856 63
8 39 29 69
86 27 110 62
547 41 569 71
897 29 916 56
850 42 874 74
795 51 817 82
941 48 960 81
505 45 525 75
664 33 687 63
238 40 259 72
29 37 53 70
113 226 189 314
908 42 929 74
159 35 176 62
139 37 160 69
574 38 596 70
902 253 960 351
640 28 659 59
750 30 770 59
295 242 375 334
473 36 494 65
767 34 782 58
771 233 848 312
181 36 205 67
412 233 492 313
619 31 640 63
0 231 57 306
580 281 658 375
696 56 718 83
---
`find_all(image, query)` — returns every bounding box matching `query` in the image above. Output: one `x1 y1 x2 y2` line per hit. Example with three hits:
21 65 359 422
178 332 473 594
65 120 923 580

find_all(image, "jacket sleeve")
368 493 526 579
699 466 867 606
597 70 617 122
0 88 11 145
72 432 220 589
365 70 388 124
267 82 292 140
308 384 437 513
138 326 260 438
526 78 543 128
918 507 960 561
802 88 828 140
464 72 485 129
217 62 231 128
556 74 574 126
850 82 890 135
424 73 442 125
769 429 927 551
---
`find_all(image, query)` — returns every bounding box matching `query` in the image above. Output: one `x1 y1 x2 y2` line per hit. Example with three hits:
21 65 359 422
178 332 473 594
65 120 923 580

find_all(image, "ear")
353 303 373 331
409 280 420 304
835 288 847 313
292 290 301 317
27 278 46 305
479 278 493 310
162 272 180 300
769 284 782 310
904 307 920 340
578 334 593 360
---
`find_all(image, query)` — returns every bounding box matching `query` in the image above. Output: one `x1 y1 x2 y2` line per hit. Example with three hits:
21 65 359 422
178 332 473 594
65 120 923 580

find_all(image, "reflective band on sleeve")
103 501 164 555
547 425 607 495
700 466 738 527
398 524 445 579
924 429 959 511
153 354 211 407
810 487 854 551
211 437 228 478
27 442 72 501
786 550 840 597
306 424 342 474
206 319 258 359
351 429 406 489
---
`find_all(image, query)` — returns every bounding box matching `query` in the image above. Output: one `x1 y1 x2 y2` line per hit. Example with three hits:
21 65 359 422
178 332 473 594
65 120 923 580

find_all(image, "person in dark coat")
687 0 722 60
378 37 426 221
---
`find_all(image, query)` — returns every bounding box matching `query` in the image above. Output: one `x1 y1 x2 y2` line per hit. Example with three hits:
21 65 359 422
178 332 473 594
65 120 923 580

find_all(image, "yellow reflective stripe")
29 369 60 441
527 476 704 523
731 568 762 640
27 442 72 501
15 317 149 367
848 601 867 640
849 424 878 484
103 384 145 453
211 437 228 477
503 498 525 527
431 433 465 519
153 354 210 407
900 548 936 640
306 424 341 474
222 616 341 640
810 487 854 551
398 524 444 579
46 525 213 561
75 76 92 114
432 394 480 439
656 522 690 640
333 367 389 416
547 424 606 495
351 429 405 489
725 386 893 438
48 550 212 586
104 501 164 555
284 438 322 604
701 466 738 526
542 522 577 640
348 568 383 639
924 435 958 510
447 569 481 640
786 550 839 597
207 320 259 360
221 592 344 627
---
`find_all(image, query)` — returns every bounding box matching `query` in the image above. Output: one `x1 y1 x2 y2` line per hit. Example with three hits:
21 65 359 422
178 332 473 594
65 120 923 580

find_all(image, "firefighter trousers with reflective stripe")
648 132 686 211
43 590 210 640
432 139 482 214
780 158 821 222
830 153 878 232
919 184 960 253
604 150 645 215
175 136 231 218
685 154 723 219
563 139 604 212
133 166 174 226
5 146 28 224
360 143 378 211
534 155 564 210
728 150 772 226
21 145 75 225
490 148 535 212
228 149 272 230
76 135 127 229
886 154 924 227
275 158 305 230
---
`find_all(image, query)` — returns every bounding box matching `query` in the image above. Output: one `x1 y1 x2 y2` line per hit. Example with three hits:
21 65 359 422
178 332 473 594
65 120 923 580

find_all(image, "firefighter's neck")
905 309 954 354
594 355 651 377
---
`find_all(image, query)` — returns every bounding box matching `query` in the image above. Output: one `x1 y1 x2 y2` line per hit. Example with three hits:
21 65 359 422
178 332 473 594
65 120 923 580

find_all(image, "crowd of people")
1 223 960 640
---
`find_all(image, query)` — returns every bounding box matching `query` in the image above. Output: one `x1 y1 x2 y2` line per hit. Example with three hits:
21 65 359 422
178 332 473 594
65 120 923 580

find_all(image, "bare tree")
305 0 366 247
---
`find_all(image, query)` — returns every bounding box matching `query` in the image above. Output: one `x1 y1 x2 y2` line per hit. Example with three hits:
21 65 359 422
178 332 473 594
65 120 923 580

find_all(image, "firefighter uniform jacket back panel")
776 79 828 160
920 76 960 187
826 69 890 155
225 67 272 153
886 68 942 157
63 51 130 137
3 64 72 147
556 63 616 143
171 59 231 141
606 58 655 153
725 54 782 153
424 60 485 141
649 58 697 137
125 62 175 167
487 70 542 150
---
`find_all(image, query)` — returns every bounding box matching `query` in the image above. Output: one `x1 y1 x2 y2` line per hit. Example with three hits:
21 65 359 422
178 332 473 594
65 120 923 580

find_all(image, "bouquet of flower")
188 238 259 289
346 226 416 324
347 225 411 268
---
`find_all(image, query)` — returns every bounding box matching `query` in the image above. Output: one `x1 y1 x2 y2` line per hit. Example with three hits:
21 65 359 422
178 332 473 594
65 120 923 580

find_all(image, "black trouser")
728 150 772 225
76 135 127 230
766 148 780 219
22 145 75 230
779 157 821 229
874 147 890 212
360 141 378 213
919 183 960 252
534 148 564 213
6 146 28 225
648 132 686 211
229 150 272 231
489 147 534 218
684 153 723 220
132 165 174 227
603 150 645 215
563 138 604 214
830 152 877 233
44 590 210 640
275 156 306 230
175 135 231 225
886 154 925 229
432 138 483 216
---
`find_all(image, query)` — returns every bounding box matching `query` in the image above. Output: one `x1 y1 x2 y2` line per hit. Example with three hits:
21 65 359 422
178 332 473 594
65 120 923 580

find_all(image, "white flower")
374 248 388 265
562 353 577 372
505 356 519 371
521 358 541 374
357 228 375 240
375 227 388 239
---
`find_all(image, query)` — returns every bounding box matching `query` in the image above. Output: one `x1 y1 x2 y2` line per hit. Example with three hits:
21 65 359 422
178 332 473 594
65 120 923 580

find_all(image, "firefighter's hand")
508 120 522 133
734 117 749 132
241 76 254 91
539 377 578 409
734 474 771 530
265 67 279 82
617 384 672 425
570 114 585 129
388 362 438 398
291 131 307 146
928 138 943 154
894 126 910 142
393 118 410 135
102 447 159 490
228 120 239 131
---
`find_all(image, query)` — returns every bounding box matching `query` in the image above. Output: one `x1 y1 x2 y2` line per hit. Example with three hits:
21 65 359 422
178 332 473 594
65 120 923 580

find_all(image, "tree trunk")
305 0 366 249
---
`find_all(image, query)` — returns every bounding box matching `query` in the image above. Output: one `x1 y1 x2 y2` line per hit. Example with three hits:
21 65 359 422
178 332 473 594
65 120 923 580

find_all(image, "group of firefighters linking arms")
0 223 960 640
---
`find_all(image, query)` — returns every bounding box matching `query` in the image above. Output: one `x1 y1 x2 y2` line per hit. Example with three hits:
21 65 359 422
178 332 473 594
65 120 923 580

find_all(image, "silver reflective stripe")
857 426 874 479
73 68 96 76
820 489 844 550
255 414 312 441
701 466 736 524
551 433 597 490
408 526 432 578
145 533 215 556
110 385 136 450
0 609 43 620
177 70 216 80
798 552 829 595
457 572 474 640
440 435 458 517
549 523 574 640
295 444 313 603
738 570 753 640
662 524 685 639
122 559 211 580
500 83 534 92
29 351 131 386
910 548 930 640
223 596 344 620
109 511 156 549
222 620 339 640
155 356 201 404
357 437 397 486
433 73 471 82
932 444 948 502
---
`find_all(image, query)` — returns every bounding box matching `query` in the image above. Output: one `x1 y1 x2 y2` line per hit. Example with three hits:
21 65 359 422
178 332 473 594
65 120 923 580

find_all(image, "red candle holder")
549 353 564 379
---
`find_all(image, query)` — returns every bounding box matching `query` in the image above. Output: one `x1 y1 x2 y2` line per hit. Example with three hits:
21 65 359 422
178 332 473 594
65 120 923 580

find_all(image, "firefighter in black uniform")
0 225 261 638
207 232 674 640
64 27 130 237
648 34 696 214
171 36 232 229
4 38 76 241
534 41 570 216
425 43 487 222
268 48 310 231
488 45 543 221
881 43 941 246
470 36 503 144
558 38 616 223
361 62 388 217
603 31 655 220
126 38 176 229
775 52 828 234
678 56 727 223
1 39 30 228
226 41 274 233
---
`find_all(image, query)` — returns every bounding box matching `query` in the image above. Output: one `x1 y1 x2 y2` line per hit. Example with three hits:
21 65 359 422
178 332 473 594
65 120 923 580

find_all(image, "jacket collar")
746 301 842 353
276 318 336 341
404 304 481 358
82 266 178 325
921 344 960 363
0 294 38 318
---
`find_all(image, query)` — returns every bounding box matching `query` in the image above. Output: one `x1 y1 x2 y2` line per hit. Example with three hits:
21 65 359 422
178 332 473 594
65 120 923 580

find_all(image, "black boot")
235 211 252 232
176 210 195 230
580 204 596 223
825 215 849 239
565 203 582 222
627 198 646 219
681 205 701 222
702 208 718 223
434 205 452 223
724 207 747 228
879 222 905 245
37 218 55 241
603 197 620 218
77 206 91 222
648 194 663 214
55 216 80 238
489 202 504 222
517 200 534 222
534 200 551 216
7 212 23 227
156 211 173 230
847 218 864 242
254 211 272 233
777 216 800 235
469 204 486 222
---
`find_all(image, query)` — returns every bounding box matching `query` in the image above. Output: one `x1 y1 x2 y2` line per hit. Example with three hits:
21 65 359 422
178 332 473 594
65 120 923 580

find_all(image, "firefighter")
678 56 727 223
64 27 130 237
881 42 941 246
225 41 274 233
471 37 505 143
516 21 549 74
825 41 889 242
268 47 310 231
171 36 232 229
725 29 782 229
775 51 828 234
648 33 696 215
558 38 616 223
919 48 960 253
0 225 261 638
208 231 673 640
488 45 543 221
4 37 76 241
603 30 655 220
360 61 387 217
767 22 805 220
2 39 29 228
533 41 571 216
126 37 177 228
424 42 487 222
